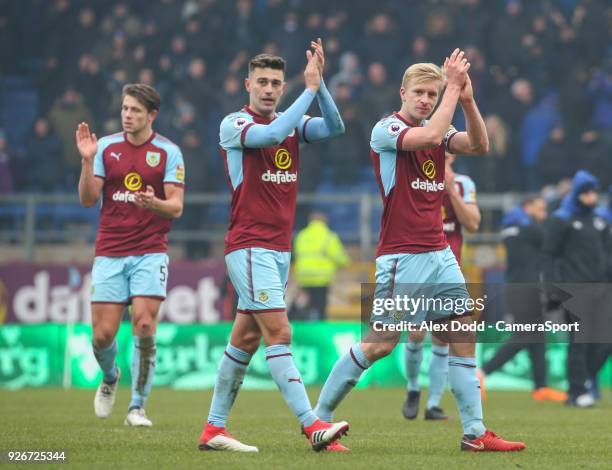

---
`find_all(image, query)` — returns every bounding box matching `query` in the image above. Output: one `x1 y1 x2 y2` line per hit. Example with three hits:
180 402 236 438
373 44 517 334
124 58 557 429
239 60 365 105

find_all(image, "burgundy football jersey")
92 132 185 256
442 174 477 264
220 107 305 254
370 113 458 257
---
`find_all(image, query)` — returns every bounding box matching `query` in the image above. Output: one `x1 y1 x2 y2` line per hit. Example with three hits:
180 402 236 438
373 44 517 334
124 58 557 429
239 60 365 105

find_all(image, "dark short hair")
122 83 161 112
248 54 286 74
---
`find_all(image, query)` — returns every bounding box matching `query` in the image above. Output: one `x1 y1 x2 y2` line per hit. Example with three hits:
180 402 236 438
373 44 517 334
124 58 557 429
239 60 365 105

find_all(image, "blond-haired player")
313 49 525 452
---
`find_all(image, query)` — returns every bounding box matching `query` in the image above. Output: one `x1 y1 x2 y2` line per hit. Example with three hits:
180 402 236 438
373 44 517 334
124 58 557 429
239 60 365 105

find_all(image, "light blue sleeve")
459 175 477 203
243 89 316 148
164 145 186 184
299 80 345 143
93 140 106 178
220 113 253 149
370 117 408 154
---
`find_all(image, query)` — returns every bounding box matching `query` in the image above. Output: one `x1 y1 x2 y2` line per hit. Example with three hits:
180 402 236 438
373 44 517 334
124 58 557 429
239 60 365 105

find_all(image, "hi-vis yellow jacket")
294 220 350 287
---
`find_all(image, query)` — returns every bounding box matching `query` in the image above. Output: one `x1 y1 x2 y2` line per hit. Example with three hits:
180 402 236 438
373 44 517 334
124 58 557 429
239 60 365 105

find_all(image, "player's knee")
266 325 292 345
236 331 261 354
93 329 115 348
362 334 398 361
371 341 396 360
133 314 155 336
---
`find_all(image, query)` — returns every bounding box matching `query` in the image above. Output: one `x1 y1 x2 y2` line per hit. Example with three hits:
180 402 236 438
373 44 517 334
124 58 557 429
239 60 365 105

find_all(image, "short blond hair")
401 63 445 89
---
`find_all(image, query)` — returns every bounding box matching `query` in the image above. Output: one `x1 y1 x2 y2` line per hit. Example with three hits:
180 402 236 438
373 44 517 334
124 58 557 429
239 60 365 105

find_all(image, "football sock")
129 336 156 410
93 340 118 384
449 356 485 437
265 344 317 427
427 344 449 409
314 343 371 422
405 339 423 392
207 344 252 428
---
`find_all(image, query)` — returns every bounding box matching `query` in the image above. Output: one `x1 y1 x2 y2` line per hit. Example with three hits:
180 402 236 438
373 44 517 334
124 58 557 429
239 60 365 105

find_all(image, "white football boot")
94 368 120 418
124 408 153 427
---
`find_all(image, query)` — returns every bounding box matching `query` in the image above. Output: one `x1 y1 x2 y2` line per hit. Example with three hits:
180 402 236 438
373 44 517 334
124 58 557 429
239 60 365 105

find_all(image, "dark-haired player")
76 83 185 427
198 40 348 453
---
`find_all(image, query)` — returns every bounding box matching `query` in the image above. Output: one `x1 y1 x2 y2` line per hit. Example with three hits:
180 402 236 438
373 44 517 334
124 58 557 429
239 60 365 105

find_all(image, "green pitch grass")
1 388 611 469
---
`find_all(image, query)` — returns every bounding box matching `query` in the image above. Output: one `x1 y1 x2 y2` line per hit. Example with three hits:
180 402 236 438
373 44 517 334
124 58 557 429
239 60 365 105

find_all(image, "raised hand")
444 48 470 90
310 38 325 77
76 122 98 162
304 47 321 93
459 73 474 104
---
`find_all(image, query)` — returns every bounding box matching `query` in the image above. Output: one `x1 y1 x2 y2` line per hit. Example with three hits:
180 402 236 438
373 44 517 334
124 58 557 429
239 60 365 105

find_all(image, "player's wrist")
445 83 462 93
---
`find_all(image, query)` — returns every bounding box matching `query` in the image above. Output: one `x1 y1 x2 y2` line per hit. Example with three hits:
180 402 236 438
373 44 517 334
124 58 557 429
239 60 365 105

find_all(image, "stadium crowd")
0 0 610 207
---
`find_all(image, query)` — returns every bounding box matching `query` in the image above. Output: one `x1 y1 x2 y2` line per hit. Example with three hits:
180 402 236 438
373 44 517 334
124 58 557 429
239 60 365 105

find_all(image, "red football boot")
461 430 525 452
198 423 258 452
302 419 349 452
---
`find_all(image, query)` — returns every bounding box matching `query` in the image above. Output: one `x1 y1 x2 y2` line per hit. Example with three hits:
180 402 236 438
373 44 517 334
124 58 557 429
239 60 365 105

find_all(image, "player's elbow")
79 195 97 208
471 138 489 155
477 140 490 155
171 205 183 219
465 216 481 233
268 131 286 146
465 221 480 233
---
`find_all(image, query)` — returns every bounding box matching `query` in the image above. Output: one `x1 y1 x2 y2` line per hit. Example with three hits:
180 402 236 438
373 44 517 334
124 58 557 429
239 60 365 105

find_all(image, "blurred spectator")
586 65 612 131
325 80 369 184
579 130 612 188
360 62 397 123
24 118 64 193
329 51 363 98
361 13 397 66
536 127 573 187
180 58 218 119
1 0 611 202
48 87 93 184
219 75 245 118
520 92 561 190
75 54 109 119
293 211 350 320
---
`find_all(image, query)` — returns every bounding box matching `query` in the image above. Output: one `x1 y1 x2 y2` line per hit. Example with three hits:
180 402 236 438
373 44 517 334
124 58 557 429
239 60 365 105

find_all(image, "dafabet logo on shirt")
112 172 142 202
410 159 444 193
274 148 292 169
422 159 436 179
124 172 142 191
261 148 297 184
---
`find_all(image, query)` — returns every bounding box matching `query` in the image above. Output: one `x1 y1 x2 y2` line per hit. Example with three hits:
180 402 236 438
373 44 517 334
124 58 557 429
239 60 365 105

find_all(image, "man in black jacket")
481 196 567 401
543 170 610 407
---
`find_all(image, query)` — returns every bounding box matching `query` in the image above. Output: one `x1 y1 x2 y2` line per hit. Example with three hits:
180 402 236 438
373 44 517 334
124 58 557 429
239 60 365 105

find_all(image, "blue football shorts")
370 246 470 324
225 247 291 314
91 252 169 303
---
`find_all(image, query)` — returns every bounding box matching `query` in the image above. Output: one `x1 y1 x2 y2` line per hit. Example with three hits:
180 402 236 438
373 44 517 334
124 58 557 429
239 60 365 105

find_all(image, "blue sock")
405 340 423 392
207 344 252 428
448 356 485 437
427 344 449 409
93 340 118 384
129 336 156 410
314 343 371 422
265 344 317 427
